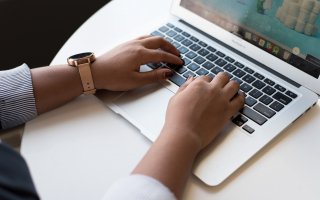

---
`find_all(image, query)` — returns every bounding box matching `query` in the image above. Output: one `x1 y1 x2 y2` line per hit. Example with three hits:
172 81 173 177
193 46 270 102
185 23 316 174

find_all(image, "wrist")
160 125 202 155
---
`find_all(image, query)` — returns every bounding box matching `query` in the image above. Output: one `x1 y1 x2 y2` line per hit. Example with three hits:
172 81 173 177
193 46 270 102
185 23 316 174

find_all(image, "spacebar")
240 106 267 125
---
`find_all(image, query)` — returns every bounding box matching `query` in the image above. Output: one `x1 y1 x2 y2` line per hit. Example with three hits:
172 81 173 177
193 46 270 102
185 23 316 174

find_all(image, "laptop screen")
181 0 320 78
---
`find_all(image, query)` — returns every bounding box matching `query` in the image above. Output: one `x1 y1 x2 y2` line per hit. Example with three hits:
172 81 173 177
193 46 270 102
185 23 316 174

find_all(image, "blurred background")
0 0 110 70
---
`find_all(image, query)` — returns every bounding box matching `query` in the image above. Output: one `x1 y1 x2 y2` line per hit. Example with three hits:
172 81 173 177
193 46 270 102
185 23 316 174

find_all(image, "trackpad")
109 83 175 141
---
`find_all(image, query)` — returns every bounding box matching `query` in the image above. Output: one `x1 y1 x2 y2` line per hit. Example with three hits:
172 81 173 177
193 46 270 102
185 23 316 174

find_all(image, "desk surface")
21 0 320 200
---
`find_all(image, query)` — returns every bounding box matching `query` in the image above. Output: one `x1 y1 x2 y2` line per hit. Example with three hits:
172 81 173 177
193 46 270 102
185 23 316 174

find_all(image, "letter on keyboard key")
240 107 267 125
169 74 185 86
273 92 292 105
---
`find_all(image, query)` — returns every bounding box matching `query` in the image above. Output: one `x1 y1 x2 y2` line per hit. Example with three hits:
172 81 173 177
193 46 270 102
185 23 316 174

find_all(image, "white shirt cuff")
102 174 177 200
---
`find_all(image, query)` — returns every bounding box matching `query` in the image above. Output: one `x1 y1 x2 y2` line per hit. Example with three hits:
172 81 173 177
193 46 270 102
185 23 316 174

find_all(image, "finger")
210 72 230 88
229 92 245 114
135 35 152 40
133 67 174 87
177 76 195 93
144 49 183 66
140 36 180 56
195 75 213 83
223 80 240 99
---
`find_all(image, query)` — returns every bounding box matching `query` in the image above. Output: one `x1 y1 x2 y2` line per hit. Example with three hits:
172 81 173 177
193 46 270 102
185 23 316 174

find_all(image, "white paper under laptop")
107 0 320 186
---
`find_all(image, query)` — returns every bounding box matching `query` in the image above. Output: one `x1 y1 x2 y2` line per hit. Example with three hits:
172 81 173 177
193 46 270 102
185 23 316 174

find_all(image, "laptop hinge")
178 20 301 88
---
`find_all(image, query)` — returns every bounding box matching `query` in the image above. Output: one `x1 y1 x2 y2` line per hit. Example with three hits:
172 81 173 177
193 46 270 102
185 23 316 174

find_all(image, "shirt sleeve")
102 175 177 200
0 64 37 130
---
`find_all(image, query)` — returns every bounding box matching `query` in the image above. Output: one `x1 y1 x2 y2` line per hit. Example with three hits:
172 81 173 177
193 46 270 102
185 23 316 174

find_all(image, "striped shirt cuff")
0 64 37 129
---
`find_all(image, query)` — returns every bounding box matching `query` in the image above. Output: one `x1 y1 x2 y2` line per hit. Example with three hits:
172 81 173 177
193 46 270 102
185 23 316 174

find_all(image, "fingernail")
164 71 174 78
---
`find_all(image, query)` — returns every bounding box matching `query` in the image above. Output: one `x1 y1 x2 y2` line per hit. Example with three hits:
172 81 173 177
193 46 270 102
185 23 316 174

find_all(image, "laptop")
106 0 320 186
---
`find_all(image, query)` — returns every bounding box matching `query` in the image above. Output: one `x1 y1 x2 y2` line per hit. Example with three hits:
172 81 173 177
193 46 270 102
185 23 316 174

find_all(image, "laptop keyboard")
148 23 298 134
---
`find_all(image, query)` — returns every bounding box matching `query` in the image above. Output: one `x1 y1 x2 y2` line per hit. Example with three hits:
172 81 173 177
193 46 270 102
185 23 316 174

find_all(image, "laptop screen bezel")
171 0 320 95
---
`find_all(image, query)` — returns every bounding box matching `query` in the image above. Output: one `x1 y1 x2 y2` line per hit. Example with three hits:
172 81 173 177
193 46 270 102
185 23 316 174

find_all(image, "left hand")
91 35 183 91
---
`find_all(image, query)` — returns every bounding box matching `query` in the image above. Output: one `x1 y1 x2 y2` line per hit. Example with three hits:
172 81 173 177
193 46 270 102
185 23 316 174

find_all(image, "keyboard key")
206 54 219 62
211 66 224 74
243 125 255 134
147 63 163 69
208 73 215 79
260 95 273 105
262 86 276 95
264 78 275 86
169 74 185 86
225 56 235 63
172 42 181 48
167 23 174 28
244 67 254 74
182 39 193 47
151 31 165 37
232 77 243 85
198 49 210 57
198 41 208 47
245 96 257 107
182 31 190 37
174 35 185 42
159 26 169 33
234 61 245 68
183 71 196 78
188 63 200 71
196 68 209 76
252 80 266 89
241 83 253 93
270 101 284 112
178 46 189 54
216 51 225 57
174 27 183 33
250 89 263 99
190 44 201 51
253 72 265 80
190 36 199 42
182 57 191 66
285 91 298 98
177 67 187 74
166 30 177 37
215 59 227 67
207 46 216 52
202 61 215 70
165 37 173 43
254 103 276 118
240 107 267 125
186 51 197 59
224 64 236 72
233 69 246 78
194 56 206 65
242 74 256 84
232 114 248 127
275 84 286 92
273 92 292 105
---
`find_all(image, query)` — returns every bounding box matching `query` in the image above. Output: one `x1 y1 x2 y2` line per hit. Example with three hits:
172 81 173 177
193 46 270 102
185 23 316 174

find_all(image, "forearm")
132 126 201 199
31 64 83 114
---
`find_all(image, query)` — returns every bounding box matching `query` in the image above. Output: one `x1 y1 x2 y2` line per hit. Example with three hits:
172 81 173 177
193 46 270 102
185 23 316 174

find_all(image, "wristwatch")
68 52 96 95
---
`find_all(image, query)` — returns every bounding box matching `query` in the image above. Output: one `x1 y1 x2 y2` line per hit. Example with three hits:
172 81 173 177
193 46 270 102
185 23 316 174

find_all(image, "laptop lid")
171 0 320 95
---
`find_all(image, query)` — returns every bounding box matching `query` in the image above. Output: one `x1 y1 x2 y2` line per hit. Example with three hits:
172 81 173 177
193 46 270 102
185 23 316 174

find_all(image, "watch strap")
77 62 96 95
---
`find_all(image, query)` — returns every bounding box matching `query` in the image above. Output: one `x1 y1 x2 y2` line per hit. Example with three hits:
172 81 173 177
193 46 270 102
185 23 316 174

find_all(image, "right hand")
163 72 245 150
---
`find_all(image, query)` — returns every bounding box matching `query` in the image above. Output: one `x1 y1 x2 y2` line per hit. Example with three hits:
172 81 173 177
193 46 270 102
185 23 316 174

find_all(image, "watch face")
69 52 93 60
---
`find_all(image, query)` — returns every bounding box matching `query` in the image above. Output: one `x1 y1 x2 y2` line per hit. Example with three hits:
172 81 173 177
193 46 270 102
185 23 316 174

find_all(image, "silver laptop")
105 0 320 186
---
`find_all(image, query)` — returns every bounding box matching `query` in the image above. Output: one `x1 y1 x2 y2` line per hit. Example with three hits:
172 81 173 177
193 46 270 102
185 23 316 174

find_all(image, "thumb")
136 68 174 86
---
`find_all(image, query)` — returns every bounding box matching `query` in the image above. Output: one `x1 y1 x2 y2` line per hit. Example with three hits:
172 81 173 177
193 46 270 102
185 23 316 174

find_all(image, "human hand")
91 35 183 91
163 72 245 150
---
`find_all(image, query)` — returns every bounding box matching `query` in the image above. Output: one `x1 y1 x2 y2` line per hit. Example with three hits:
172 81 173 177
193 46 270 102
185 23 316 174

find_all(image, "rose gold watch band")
68 52 96 95
77 62 96 95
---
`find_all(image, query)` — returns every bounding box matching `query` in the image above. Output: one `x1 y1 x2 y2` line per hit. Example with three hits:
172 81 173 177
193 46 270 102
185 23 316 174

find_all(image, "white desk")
21 0 320 200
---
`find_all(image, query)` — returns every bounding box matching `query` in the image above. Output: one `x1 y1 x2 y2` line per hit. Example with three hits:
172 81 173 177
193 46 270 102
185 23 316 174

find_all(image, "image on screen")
181 0 320 78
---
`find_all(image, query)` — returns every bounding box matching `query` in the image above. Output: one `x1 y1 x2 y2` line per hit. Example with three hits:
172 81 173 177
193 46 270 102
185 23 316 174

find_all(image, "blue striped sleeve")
0 64 38 130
